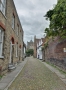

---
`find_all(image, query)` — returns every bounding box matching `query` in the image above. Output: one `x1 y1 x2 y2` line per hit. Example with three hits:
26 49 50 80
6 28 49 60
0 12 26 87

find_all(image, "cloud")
14 0 57 44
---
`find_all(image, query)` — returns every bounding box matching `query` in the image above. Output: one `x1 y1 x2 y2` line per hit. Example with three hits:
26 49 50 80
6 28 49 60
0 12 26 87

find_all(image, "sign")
63 48 66 52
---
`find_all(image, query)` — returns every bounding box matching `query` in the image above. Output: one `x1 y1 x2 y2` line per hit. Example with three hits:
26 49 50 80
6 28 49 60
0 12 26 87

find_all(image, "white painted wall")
37 40 43 60
39 47 42 59
37 46 42 59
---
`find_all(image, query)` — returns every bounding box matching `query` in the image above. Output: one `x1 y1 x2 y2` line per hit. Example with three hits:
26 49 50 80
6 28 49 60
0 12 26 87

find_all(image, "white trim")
16 44 18 57
12 15 15 29
0 56 4 58
0 28 4 57
9 42 15 63
21 48 22 57
9 41 12 63
0 0 6 15
17 25 19 36
1 31 4 55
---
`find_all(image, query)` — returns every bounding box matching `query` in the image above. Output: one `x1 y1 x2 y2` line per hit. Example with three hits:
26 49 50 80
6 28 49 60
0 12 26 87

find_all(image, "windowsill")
0 56 4 59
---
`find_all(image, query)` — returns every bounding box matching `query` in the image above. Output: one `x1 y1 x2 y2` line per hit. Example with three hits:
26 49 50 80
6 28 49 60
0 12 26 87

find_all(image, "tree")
26 49 34 56
45 9 54 21
45 0 66 39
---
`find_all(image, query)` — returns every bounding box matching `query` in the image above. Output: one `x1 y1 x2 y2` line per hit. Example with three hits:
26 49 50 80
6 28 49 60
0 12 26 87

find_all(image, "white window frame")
21 48 23 57
20 31 22 41
0 0 6 15
12 15 15 29
16 44 18 57
19 30 20 38
17 25 19 36
18 48 20 57
9 41 14 63
0 27 4 58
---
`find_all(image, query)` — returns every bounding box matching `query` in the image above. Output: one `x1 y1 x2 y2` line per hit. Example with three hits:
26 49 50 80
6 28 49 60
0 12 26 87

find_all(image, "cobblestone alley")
8 57 66 90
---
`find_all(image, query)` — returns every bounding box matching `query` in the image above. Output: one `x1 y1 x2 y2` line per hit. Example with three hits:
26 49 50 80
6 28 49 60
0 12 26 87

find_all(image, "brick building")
34 35 45 58
34 35 66 71
0 0 24 75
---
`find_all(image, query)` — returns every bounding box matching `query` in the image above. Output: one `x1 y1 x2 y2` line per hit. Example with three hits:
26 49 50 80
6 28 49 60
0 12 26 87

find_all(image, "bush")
26 49 34 57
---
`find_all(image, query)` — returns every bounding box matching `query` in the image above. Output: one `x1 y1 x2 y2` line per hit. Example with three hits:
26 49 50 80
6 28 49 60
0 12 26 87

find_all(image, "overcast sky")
14 0 57 44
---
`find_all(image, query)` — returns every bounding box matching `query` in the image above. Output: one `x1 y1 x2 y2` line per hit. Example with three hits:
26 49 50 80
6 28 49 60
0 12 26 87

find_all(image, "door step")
8 64 16 71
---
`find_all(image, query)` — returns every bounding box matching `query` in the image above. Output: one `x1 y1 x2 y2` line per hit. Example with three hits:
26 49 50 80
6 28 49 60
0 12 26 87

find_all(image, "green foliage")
41 46 44 51
45 28 52 37
0 75 2 79
45 0 66 39
44 42 48 49
42 42 48 50
26 49 34 56
44 9 54 21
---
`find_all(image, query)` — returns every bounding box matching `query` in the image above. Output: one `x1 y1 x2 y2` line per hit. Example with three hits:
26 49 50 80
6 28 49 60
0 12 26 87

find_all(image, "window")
17 24 19 36
0 27 4 57
21 49 22 57
16 44 18 57
19 30 21 39
12 14 15 29
20 30 22 41
0 0 6 15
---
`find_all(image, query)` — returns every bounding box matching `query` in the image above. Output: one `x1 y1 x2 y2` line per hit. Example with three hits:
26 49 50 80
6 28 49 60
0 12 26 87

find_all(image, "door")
9 42 14 64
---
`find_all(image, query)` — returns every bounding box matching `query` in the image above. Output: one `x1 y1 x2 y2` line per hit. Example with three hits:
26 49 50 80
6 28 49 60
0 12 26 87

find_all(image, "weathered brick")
45 37 66 71
0 0 24 75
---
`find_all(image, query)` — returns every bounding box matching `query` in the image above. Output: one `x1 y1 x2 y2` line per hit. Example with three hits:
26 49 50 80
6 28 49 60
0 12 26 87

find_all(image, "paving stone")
8 57 66 90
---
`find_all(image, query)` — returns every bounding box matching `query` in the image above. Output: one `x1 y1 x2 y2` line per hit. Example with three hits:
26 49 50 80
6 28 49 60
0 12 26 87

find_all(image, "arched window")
11 37 14 44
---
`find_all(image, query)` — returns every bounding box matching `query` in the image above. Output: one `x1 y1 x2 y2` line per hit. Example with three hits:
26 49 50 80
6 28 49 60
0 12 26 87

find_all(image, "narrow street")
8 57 66 90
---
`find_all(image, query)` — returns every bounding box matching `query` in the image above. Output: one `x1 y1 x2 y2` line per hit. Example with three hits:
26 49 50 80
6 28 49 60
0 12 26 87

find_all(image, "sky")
14 0 57 44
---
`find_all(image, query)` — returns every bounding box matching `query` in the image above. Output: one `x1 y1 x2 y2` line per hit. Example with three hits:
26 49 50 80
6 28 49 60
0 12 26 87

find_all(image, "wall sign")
63 48 66 52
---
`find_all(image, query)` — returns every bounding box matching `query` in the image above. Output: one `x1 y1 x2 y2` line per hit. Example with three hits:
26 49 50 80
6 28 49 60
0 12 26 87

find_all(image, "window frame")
0 0 6 15
16 43 18 57
17 24 19 36
0 27 4 58
12 14 15 30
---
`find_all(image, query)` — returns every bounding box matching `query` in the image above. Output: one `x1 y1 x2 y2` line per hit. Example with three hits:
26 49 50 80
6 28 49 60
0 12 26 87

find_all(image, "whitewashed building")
37 39 43 60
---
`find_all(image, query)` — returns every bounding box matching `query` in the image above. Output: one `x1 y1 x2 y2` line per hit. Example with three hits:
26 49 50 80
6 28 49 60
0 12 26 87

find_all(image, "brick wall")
0 0 23 75
45 37 66 71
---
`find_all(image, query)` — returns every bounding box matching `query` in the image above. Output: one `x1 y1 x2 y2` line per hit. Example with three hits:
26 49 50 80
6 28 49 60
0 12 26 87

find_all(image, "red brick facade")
45 37 66 71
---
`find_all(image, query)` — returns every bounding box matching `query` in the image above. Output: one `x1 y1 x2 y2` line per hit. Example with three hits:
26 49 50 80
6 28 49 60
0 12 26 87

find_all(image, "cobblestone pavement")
8 57 66 90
